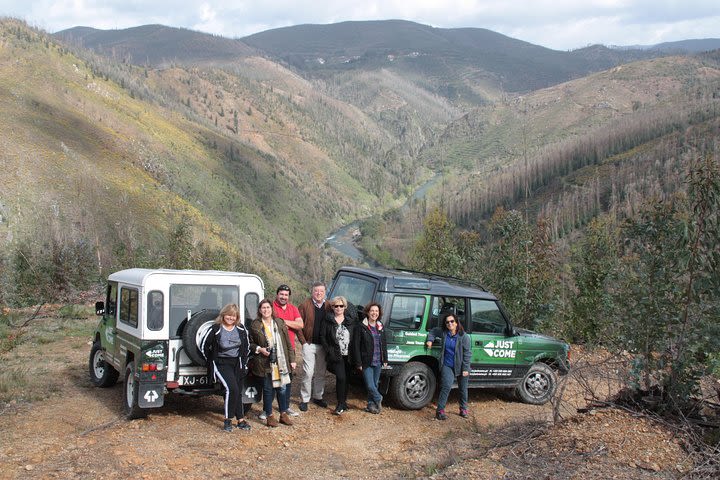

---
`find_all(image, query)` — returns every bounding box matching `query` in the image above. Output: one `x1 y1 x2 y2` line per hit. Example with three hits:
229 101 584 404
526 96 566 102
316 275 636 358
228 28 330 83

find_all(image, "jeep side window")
388 295 426 330
244 292 259 327
119 287 139 328
331 274 376 310
147 291 164 331
428 296 466 331
469 299 507 334
106 282 118 317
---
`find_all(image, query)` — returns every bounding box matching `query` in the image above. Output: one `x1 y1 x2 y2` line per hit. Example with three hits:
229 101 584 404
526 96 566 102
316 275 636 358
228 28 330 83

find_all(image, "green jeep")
89 269 263 418
328 267 570 409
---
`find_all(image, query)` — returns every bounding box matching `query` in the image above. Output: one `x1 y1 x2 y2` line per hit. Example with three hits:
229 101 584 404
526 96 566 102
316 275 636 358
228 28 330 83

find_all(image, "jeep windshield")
330 274 377 308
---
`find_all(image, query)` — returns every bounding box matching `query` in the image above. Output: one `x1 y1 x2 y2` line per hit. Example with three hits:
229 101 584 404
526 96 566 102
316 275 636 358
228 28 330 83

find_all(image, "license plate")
179 375 212 386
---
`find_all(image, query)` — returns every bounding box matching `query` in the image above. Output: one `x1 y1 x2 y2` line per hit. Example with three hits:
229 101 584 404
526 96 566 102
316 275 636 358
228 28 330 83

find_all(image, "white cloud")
0 0 717 49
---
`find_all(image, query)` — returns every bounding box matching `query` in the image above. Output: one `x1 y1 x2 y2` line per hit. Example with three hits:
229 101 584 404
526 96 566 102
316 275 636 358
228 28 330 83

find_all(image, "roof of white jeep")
107 268 261 286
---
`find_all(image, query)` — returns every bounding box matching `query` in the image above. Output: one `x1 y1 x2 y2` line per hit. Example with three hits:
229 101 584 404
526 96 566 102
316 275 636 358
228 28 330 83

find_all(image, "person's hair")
310 281 325 291
441 312 463 333
276 284 291 295
330 296 347 310
364 302 383 321
215 303 241 325
256 298 276 321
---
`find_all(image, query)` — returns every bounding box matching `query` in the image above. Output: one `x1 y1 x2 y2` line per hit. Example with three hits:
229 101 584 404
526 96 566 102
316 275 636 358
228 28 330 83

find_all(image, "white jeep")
89 269 263 418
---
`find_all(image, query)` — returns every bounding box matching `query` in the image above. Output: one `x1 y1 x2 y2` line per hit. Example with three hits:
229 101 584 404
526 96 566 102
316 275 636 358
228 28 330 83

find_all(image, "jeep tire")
515 363 556 405
89 340 119 387
124 361 147 419
391 361 436 410
181 309 219 365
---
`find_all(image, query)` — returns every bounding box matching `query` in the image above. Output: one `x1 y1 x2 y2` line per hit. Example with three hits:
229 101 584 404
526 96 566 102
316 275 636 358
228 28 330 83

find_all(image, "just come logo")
483 340 517 358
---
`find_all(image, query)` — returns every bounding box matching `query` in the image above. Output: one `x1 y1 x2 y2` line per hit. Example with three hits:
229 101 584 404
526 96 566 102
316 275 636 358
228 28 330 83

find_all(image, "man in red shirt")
273 284 304 349
272 284 304 416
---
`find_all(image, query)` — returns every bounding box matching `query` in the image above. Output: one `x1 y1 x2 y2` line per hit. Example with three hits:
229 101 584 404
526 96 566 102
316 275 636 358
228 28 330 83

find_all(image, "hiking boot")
266 414 279 427
299 402 308 412
223 419 233 432
435 409 447 420
236 420 251 431
459 408 468 418
312 398 328 408
279 412 294 426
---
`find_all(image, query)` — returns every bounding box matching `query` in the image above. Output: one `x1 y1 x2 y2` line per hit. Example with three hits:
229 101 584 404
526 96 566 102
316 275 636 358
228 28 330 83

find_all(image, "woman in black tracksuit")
201 303 251 432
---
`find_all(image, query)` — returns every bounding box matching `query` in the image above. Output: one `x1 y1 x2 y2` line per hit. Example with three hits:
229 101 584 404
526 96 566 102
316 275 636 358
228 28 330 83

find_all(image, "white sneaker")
258 411 267 420
286 407 300 417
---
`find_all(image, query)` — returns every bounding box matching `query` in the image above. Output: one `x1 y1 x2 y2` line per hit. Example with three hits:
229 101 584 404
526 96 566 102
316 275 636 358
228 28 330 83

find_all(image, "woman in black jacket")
321 295 354 415
352 302 388 414
200 303 251 432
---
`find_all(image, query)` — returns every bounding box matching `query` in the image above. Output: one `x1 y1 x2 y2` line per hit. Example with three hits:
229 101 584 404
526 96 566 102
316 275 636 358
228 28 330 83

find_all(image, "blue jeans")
263 374 289 415
362 364 383 406
437 365 468 411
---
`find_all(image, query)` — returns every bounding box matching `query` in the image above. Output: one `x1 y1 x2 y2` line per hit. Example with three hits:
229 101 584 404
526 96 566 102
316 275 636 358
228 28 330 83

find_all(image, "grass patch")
0 310 97 403
57 304 95 319
0 366 29 398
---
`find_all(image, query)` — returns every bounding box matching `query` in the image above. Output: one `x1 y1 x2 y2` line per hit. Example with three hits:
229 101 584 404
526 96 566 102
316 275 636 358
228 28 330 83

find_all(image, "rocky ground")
0 315 703 479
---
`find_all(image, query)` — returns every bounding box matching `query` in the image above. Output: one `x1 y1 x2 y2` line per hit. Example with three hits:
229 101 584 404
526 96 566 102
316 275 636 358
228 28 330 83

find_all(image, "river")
323 173 442 265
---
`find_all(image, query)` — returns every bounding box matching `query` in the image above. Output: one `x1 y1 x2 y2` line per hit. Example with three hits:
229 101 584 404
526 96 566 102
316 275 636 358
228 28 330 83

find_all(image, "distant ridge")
55 24 256 66
53 20 718 96
242 20 658 92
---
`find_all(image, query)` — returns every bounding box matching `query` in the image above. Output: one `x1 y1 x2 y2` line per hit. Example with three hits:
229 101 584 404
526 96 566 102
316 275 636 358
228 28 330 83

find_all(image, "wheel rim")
92 349 106 379
195 321 214 348
404 373 429 401
525 371 550 398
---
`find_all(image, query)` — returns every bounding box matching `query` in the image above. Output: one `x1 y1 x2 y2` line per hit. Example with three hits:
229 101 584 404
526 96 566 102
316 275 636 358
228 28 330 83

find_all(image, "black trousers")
329 355 349 407
213 357 246 420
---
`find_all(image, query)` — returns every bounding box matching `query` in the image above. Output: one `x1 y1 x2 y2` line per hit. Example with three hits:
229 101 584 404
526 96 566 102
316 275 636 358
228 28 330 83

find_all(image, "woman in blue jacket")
425 312 471 420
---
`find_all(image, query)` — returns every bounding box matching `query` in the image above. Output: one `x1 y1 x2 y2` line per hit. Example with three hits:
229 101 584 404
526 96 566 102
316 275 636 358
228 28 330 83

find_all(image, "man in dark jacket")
297 282 330 411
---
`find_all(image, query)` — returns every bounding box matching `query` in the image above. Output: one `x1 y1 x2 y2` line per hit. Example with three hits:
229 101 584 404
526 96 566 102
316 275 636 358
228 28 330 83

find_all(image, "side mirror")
95 301 105 316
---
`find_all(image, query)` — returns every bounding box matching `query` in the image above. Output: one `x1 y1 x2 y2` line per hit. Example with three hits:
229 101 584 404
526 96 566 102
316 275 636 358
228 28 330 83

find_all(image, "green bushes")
411 154 720 411
8 236 99 307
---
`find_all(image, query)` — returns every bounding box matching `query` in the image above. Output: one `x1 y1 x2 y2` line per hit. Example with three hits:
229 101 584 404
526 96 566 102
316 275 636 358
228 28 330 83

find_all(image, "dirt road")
0 318 690 479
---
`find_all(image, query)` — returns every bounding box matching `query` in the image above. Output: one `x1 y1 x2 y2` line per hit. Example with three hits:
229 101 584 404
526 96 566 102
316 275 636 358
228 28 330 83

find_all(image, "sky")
1 0 718 51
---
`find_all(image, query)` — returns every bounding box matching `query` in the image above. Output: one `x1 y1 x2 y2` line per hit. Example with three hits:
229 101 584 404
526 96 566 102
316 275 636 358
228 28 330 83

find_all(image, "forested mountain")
1 17 718 308
55 24 257 66
365 52 720 263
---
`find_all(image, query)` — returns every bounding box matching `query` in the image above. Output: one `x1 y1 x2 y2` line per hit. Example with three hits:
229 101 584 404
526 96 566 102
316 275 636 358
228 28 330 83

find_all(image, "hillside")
360 53 720 263
54 24 256 67
0 19 429 301
3 18 719 306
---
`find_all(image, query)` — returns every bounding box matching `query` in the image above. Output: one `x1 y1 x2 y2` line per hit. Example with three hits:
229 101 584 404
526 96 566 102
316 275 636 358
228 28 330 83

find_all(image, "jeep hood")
515 328 561 343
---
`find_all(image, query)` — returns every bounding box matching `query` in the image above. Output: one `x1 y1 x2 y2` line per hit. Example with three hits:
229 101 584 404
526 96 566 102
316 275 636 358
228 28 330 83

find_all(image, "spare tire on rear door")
181 309 219 365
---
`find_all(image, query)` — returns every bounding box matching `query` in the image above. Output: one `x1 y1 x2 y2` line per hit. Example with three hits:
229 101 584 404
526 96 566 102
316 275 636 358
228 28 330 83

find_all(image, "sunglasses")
445 320 456 324
333 304 345 308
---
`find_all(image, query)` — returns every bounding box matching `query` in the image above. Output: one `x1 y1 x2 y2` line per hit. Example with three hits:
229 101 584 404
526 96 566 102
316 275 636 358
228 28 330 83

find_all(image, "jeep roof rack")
393 268 487 292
